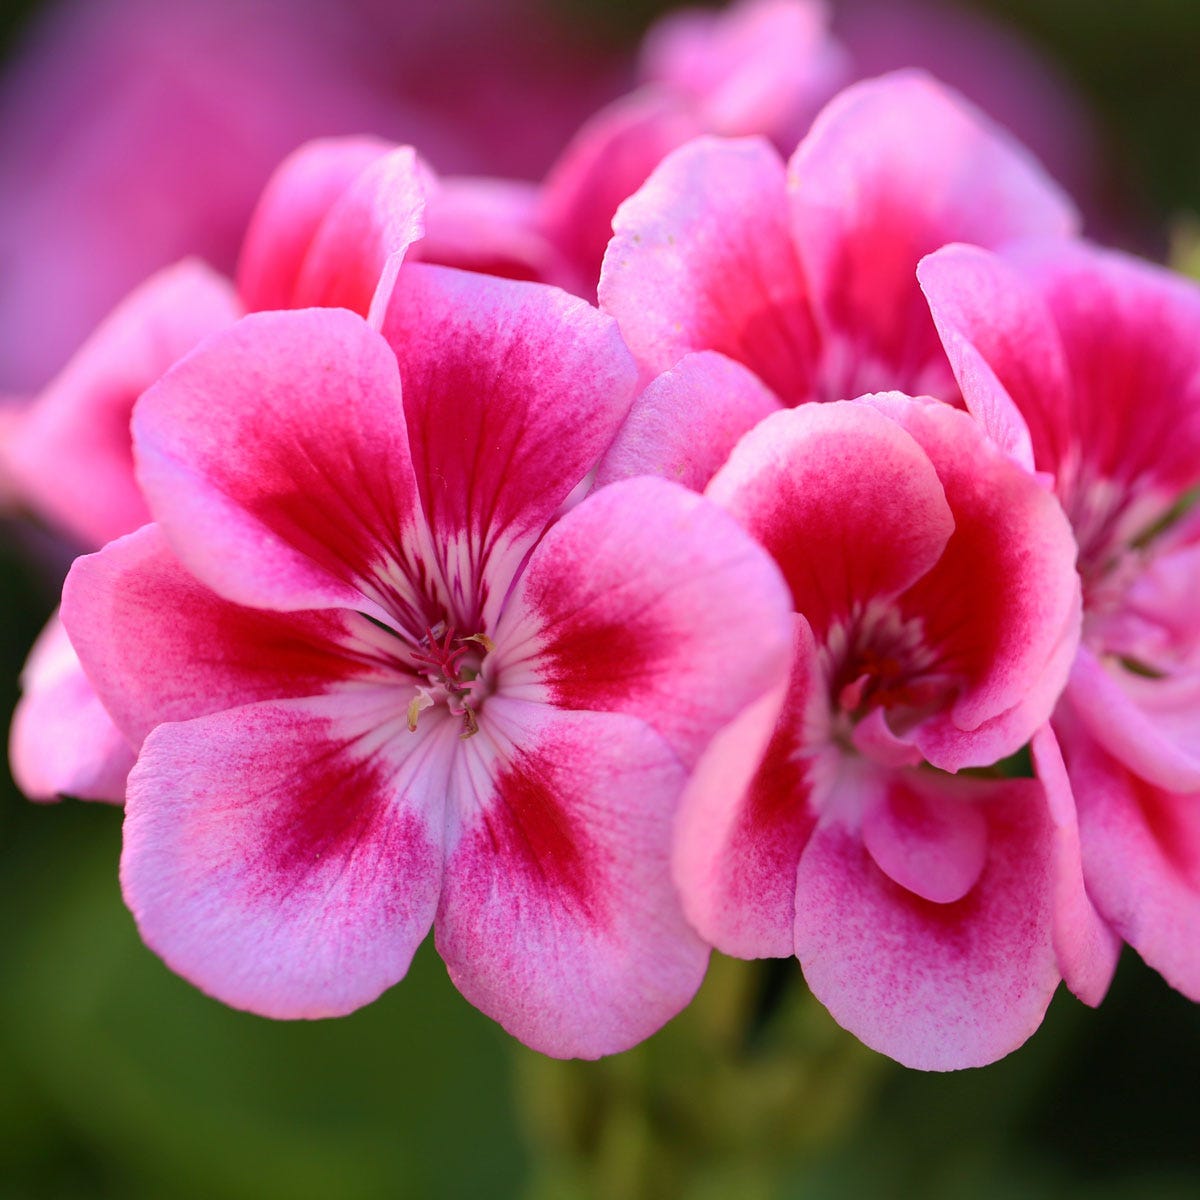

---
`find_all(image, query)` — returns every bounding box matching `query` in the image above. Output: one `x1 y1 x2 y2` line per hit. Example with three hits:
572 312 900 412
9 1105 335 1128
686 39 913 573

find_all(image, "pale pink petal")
62 525 381 747
122 694 450 1019
1061 707 1200 1001
641 0 847 146
492 475 792 768
3 259 240 548
866 395 1080 766
290 145 429 327
594 351 782 491
705 400 954 637
791 71 1078 400
860 770 987 905
1030 723 1120 1006
381 264 638 631
599 136 819 403
419 176 570 286
9 614 134 803
1111 536 1200 673
794 775 1060 1070
436 698 708 1058
1067 649 1200 793
918 243 1071 475
133 308 425 622
539 87 706 299
1010 239 1200 499
672 618 817 958
236 137 393 314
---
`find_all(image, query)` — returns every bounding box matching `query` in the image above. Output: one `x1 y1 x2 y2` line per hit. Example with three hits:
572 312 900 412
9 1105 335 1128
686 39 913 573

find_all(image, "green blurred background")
2 1 1199 1196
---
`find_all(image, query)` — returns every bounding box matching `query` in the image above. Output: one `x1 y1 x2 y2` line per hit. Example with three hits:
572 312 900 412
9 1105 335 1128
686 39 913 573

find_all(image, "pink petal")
1010 238 1200 498
62 525 379 748
1067 649 1200 793
641 0 847 146
594 351 783 492
133 307 425 620
419 176 570 286
1030 723 1120 1006
122 694 449 1019
672 617 818 958
3 259 240 548
868 395 1080 766
539 87 706 299
794 775 1060 1069
381 264 638 632
918 243 1071 475
9 614 134 803
599 136 819 403
236 137 394 314
705 400 954 638
290 145 429 328
435 698 708 1058
791 71 1078 400
860 770 988 905
493 475 792 768
1060 705 1200 1002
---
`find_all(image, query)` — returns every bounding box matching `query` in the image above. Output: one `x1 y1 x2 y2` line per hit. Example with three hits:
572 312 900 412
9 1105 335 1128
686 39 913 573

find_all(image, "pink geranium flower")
61 265 792 1055
597 71 1077 481
921 238 1200 1000
672 394 1082 1069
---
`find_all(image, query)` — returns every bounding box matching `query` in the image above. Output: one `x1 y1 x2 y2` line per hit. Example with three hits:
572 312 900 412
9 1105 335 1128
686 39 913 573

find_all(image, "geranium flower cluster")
4 2 1197 1072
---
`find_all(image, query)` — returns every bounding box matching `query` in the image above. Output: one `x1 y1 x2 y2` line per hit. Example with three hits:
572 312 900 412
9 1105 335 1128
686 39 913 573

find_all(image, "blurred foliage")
3 1 1200 1197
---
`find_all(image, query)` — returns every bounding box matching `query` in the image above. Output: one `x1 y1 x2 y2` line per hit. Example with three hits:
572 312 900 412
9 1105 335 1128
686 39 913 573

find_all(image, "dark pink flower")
673 394 1082 1068
921 238 1200 1000
61 266 792 1053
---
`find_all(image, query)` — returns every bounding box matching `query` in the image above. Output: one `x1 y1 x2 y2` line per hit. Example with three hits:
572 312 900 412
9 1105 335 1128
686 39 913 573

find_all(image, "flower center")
406 623 493 738
822 605 954 743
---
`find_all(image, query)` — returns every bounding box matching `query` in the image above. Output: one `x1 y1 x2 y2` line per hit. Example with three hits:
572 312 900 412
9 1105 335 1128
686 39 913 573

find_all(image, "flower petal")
122 694 450 1019
9 614 134 803
1030 723 1120 1006
1067 649 1200 793
595 350 782 492
492 475 793 768
3 259 240 548
236 137 393 314
133 307 426 621
794 774 1060 1070
63 525 385 747
918 242 1071 475
435 698 708 1058
672 617 817 959
381 264 638 631
860 769 988 905
1061 705 1200 1002
599 136 819 403
705 399 954 638
791 71 1078 400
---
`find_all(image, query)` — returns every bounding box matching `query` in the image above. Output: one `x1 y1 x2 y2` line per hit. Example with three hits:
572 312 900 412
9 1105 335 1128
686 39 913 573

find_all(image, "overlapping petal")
63 525 381 747
705 401 953 637
382 264 638 631
493 475 792 768
122 694 450 1019
3 259 240 548
133 307 428 622
600 136 818 402
436 699 707 1058
791 71 1078 400
793 774 1059 1070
